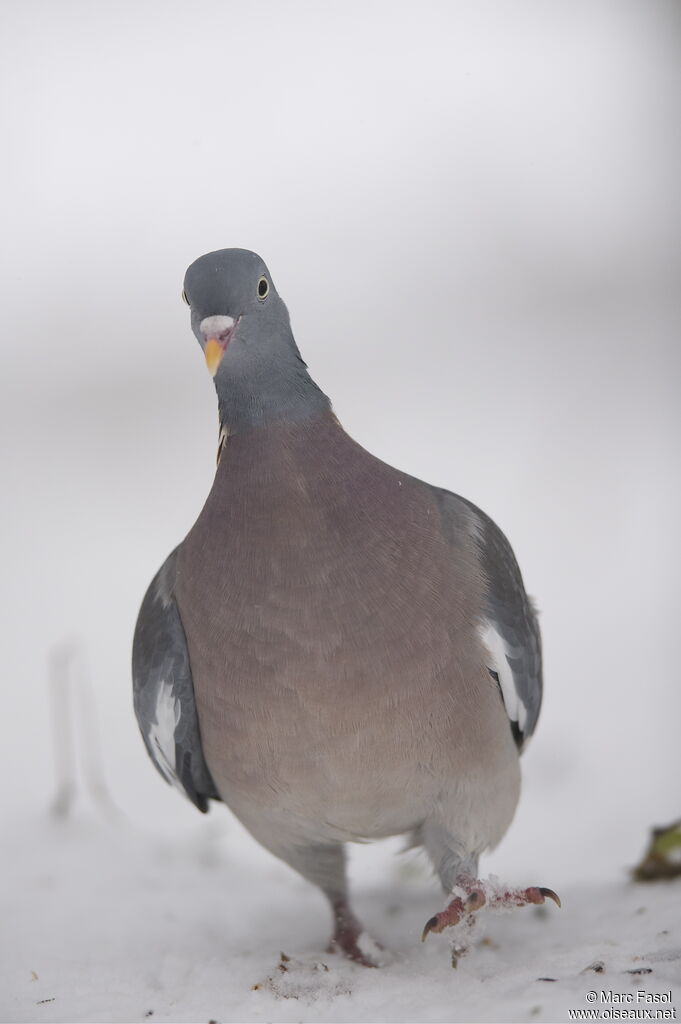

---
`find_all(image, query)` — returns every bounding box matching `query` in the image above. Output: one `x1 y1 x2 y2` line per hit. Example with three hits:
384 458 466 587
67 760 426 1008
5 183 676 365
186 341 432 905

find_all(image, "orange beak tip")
204 338 224 377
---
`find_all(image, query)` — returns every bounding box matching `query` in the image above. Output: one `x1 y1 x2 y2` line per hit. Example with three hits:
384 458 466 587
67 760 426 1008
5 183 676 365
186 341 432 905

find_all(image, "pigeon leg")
419 822 559 942
421 877 486 939
487 884 561 911
277 840 384 966
422 877 561 940
326 895 384 967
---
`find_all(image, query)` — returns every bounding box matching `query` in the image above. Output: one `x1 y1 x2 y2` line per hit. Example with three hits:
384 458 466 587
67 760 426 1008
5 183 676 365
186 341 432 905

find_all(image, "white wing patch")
148 679 182 787
479 621 528 731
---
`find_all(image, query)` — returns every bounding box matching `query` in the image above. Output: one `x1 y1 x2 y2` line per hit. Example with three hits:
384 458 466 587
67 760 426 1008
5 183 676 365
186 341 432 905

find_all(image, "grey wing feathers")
436 490 543 750
132 547 220 812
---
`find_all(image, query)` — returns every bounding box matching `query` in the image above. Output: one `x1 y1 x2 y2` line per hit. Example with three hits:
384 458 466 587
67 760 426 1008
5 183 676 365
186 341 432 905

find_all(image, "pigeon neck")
213 407 353 487
214 346 330 435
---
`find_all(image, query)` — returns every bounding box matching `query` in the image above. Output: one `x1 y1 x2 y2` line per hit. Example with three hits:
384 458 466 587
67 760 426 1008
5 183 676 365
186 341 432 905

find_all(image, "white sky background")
1 0 680 912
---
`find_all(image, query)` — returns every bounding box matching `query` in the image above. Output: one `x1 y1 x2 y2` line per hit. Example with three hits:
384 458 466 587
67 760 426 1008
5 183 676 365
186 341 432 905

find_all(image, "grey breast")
173 412 516 841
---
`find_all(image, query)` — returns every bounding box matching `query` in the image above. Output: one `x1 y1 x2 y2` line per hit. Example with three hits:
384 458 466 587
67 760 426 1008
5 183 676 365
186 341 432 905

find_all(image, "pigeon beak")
199 315 237 377
204 338 226 378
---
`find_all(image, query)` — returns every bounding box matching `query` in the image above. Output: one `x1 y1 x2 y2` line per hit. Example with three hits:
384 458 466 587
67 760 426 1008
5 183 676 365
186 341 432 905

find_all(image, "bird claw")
502 884 562 909
421 915 441 942
421 892 474 940
422 879 561 941
539 886 562 908
465 889 486 912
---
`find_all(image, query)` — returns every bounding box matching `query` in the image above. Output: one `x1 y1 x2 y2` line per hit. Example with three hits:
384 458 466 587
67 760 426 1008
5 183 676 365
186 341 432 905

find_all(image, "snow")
2 807 679 1023
1 1 680 1021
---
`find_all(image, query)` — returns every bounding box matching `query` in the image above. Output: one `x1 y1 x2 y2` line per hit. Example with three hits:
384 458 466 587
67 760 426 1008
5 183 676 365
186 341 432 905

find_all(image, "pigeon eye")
181 289 190 306
257 276 269 300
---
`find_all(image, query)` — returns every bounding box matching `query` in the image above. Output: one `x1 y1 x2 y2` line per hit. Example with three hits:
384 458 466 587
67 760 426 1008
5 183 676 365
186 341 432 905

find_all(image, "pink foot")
422 878 561 940
326 898 384 968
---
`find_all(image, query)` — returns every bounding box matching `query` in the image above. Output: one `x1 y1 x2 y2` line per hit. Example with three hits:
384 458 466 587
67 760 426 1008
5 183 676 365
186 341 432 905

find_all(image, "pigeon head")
182 249 329 432
183 249 288 375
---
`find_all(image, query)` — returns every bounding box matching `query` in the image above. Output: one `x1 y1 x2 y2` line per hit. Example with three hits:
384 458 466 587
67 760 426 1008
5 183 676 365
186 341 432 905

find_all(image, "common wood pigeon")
132 249 559 966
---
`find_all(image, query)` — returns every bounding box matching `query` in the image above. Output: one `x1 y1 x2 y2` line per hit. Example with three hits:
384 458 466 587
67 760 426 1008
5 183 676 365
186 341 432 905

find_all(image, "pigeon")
132 248 559 966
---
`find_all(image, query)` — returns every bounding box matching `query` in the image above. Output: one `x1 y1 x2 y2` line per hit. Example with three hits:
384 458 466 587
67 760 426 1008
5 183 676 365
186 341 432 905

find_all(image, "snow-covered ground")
2 2 680 1022
2 802 680 1024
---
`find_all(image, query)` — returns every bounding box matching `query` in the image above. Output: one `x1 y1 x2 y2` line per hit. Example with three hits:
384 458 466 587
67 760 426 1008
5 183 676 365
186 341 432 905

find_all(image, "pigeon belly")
175 415 520 852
